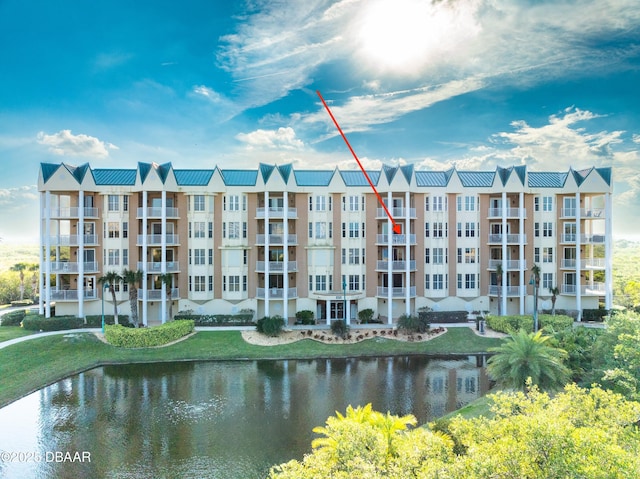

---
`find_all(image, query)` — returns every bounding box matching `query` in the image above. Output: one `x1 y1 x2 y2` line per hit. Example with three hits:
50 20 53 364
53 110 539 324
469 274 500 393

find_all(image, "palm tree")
531 263 541 312
99 271 123 325
10 263 28 300
29 264 39 300
122 269 143 327
158 273 174 321
496 262 503 316
487 329 570 392
549 286 560 316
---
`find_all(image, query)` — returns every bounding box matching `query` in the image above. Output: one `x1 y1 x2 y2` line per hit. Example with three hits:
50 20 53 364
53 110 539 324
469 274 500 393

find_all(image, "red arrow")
316 90 402 235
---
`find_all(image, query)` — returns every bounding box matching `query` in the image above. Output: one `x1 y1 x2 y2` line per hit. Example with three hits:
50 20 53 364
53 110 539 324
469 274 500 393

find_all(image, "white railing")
137 261 180 272
376 207 417 219
376 234 417 245
50 261 99 273
488 285 521 296
136 207 179 218
47 289 97 301
561 234 576 243
488 234 526 244
376 286 417 297
582 208 604 218
561 259 576 268
582 234 605 244
137 234 180 245
145 288 180 300
46 207 99 218
584 258 605 269
562 283 606 295
376 260 417 271
256 207 298 218
255 234 298 245
256 261 297 272
256 287 298 299
487 207 526 218
46 234 98 246
488 259 525 270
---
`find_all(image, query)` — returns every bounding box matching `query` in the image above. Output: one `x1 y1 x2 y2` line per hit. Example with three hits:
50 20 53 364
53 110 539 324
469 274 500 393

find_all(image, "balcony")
46 207 99 219
145 288 180 300
46 234 99 246
376 286 417 298
255 234 298 245
561 208 604 218
376 207 417 219
487 234 526 244
50 261 99 273
47 289 97 301
137 234 180 246
256 287 298 299
582 234 605 244
375 234 417 245
256 261 297 273
487 259 525 270
256 207 297 219
136 207 179 218
488 285 522 297
487 207 526 218
584 258 605 269
375 260 417 271
137 261 180 273
561 283 606 296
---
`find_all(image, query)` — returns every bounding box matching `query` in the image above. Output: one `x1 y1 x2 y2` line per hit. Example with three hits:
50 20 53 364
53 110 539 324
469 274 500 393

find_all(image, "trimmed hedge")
105 320 195 348
1 310 26 326
487 314 574 334
582 309 609 322
295 310 315 325
21 315 84 331
84 315 132 328
423 310 468 323
10 300 34 307
173 313 254 326
330 320 350 339
398 313 430 334
256 316 285 337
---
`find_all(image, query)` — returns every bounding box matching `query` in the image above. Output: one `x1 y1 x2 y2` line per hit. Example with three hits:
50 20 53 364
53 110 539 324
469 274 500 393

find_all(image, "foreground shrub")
105 320 194 348
256 315 285 337
357 308 374 324
487 314 573 334
330 320 349 339
10 299 33 307
21 315 84 331
295 310 315 325
85 315 132 328
174 312 254 326
0 309 26 326
398 313 429 334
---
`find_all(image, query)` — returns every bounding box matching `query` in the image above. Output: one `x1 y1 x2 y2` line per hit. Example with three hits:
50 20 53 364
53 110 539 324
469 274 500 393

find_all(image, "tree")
29 264 39 300
122 269 143 327
99 271 122 325
531 263 541 314
549 285 560 315
487 329 570 391
158 273 174 321
495 262 503 316
10 263 28 300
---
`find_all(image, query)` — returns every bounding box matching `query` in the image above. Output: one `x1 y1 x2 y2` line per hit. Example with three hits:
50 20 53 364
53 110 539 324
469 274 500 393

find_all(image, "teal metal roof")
157 163 172 183
595 167 612 186
458 171 495 187
340 170 380 186
259 163 275 183
92 169 137 185
293 170 334 186
174 169 214 186
382 165 397 183
528 172 568 188
64 163 90 183
278 164 292 183
571 167 593 187
415 171 449 187
514 165 526 185
138 162 152 183
220 169 258 186
400 164 414 184
41 163 62 183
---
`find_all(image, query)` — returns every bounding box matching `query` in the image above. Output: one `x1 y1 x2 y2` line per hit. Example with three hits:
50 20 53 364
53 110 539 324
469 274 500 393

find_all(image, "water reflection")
0 355 490 479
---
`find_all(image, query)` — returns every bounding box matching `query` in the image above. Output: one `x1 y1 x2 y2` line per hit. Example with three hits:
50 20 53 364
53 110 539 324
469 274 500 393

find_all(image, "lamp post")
529 275 538 332
101 282 109 333
342 277 347 325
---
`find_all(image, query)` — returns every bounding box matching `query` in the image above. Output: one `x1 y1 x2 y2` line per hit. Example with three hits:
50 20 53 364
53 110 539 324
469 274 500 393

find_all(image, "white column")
283 191 289 324
605 192 613 310
519 191 525 315
405 191 410 316
264 191 270 317
39 192 45 315
387 191 392 324
161 190 167 323
78 190 85 319
501 191 507 316
45 191 52 318
141 191 148 326
575 192 582 321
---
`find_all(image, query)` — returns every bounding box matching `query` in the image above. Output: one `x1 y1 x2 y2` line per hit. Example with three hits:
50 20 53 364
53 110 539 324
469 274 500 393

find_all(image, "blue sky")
1 0 639 243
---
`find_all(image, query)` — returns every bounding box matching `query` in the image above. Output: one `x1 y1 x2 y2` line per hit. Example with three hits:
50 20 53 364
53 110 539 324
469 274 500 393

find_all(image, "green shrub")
330 320 350 339
105 320 195 348
295 310 315 325
582 308 609 322
256 316 285 337
423 310 468 323
398 313 429 334
1 309 26 326
21 315 84 331
358 308 374 324
84 315 132 328
487 314 573 334
173 313 254 326
10 300 33 307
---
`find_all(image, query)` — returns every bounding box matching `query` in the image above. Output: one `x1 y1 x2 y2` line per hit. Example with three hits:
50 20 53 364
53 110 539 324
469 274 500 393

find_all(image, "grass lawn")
0 327 502 408
0 326 34 342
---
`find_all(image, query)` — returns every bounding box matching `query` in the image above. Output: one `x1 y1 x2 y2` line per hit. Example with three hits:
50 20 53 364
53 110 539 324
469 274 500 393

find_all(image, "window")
425 196 430 211
123 196 128 212
465 248 476 264
433 274 444 290
329 222 333 238
194 222 206 238
349 195 359 211
543 273 553 290
433 222 444 238
243 275 247 292
425 274 430 289
309 275 313 291
209 276 213 291
465 274 476 289
534 196 540 212
308 222 313 238
535 222 540 237
457 248 463 264
425 248 430 264
194 276 206 292
465 196 476 211
349 248 359 264
208 222 213 238
316 196 326 211
108 195 119 211
194 249 205 265
543 196 553 212
316 275 327 291
123 249 128 266
209 249 213 265
243 250 247 265
226 195 239 211
108 222 119 238
349 222 359 238
243 222 247 239
122 222 128 239
329 275 333 291
329 196 332 211
228 276 240 292
362 248 366 264
535 247 540 263
433 196 446 211
465 222 476 238
543 222 553 237
457 196 462 212
309 196 313 211
342 222 346 238
433 248 444 265
107 249 119 266
543 247 553 263
457 222 462 238
349 274 359 291
228 222 240 239
194 195 205 211
425 222 430 238
242 195 247 211
342 248 346 264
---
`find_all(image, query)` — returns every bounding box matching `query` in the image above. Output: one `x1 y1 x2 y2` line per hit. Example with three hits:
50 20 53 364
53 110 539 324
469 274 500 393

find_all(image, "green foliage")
397 313 429 334
295 310 315 325
0 270 37 305
84 315 132 328
582 308 609 322
358 308 374 324
173 313 254 326
21 315 84 331
330 320 350 339
551 326 602 382
104 320 194 348
486 314 573 334
269 386 640 479
256 316 285 337
0 310 26 326
487 330 571 391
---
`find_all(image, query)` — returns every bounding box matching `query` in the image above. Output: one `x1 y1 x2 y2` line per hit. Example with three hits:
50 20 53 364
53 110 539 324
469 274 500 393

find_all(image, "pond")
0 355 490 479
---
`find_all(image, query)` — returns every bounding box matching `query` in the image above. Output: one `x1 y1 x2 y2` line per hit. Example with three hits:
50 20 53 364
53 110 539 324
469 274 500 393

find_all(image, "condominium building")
38 161 613 325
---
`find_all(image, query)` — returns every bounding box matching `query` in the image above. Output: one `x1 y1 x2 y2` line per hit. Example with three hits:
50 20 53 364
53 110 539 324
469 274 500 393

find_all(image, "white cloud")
37 130 117 159
633 134 640 144
193 85 223 103
236 127 304 150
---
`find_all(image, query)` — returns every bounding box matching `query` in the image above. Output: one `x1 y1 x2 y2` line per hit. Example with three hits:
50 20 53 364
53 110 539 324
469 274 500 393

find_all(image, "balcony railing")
50 261 99 273
582 234 606 244
47 289 97 301
487 207 526 218
562 283 606 296
376 234 417 245
255 234 298 245
46 234 99 246
145 288 180 300
137 234 180 246
46 207 99 218
137 261 180 273
136 207 179 218
584 258 605 269
487 234 526 244
256 261 297 272
256 287 298 299
488 285 522 297
561 208 605 218
376 260 417 271
376 207 417 219
376 286 417 297
256 207 298 219
487 259 526 270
